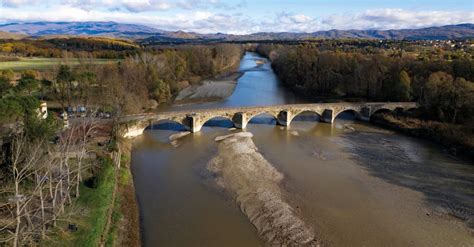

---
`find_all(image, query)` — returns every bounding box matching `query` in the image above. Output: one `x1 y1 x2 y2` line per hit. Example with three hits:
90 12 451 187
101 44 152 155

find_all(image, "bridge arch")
289 110 323 125
371 108 394 117
404 106 417 112
195 115 235 131
247 112 279 125
333 108 362 122
201 116 235 128
368 105 414 121
146 119 189 131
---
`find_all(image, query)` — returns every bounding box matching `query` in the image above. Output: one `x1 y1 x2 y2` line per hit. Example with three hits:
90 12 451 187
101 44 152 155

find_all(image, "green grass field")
0 57 120 71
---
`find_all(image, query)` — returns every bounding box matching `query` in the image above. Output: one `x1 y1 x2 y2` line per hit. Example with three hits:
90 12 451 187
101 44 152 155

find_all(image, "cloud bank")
0 1 472 34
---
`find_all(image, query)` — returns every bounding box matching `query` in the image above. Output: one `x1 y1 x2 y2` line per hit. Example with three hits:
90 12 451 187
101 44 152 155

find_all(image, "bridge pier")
232 112 248 129
277 110 292 126
358 106 371 121
186 114 202 133
321 109 334 123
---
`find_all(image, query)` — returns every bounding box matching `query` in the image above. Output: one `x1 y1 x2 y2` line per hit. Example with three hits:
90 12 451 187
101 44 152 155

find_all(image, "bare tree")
2 134 47 246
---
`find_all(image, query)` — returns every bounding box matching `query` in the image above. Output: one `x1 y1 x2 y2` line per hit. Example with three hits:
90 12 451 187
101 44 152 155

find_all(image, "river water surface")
132 52 474 246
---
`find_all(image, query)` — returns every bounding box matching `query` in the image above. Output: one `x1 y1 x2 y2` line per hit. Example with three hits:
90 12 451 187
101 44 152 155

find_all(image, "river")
131 52 474 246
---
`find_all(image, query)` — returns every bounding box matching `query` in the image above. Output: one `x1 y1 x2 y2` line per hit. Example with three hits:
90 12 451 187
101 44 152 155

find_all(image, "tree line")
50 44 243 115
256 44 474 124
0 44 243 123
0 37 140 59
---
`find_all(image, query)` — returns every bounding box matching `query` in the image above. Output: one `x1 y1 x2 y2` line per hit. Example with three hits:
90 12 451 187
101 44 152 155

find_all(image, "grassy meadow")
0 57 120 71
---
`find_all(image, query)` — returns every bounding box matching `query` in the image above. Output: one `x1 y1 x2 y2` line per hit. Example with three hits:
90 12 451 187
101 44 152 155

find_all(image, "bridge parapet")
119 102 417 137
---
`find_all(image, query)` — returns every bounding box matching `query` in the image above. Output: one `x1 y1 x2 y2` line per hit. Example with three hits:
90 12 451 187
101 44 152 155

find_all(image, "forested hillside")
0 37 140 58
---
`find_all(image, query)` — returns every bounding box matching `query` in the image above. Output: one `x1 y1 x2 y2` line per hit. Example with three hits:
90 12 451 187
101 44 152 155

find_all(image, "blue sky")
1 0 473 34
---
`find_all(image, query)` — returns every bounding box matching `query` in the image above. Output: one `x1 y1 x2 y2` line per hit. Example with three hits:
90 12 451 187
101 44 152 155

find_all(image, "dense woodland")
0 37 140 59
256 43 474 124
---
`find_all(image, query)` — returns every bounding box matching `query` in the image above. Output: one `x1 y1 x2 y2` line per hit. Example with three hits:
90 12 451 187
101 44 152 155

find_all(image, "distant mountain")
0 21 472 41
210 24 474 41
0 31 26 39
307 24 474 40
0 21 163 38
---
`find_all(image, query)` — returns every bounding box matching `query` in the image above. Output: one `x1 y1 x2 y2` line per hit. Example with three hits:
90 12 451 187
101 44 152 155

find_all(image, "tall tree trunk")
452 108 458 124
39 187 46 239
13 179 20 247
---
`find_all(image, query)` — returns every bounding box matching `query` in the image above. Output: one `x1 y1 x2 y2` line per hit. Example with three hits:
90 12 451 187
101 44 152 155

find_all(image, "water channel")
132 52 474 246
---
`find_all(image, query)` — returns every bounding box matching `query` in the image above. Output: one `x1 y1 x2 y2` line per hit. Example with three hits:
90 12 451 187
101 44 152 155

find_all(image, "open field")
0 57 120 71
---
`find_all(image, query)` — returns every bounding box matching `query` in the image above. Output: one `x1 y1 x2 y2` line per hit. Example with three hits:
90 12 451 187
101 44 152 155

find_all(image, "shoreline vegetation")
37 141 140 247
371 112 474 159
254 44 473 161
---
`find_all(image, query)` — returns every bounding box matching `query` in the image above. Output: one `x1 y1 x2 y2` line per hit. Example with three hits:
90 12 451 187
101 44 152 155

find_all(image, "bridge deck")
119 102 417 136
121 102 417 123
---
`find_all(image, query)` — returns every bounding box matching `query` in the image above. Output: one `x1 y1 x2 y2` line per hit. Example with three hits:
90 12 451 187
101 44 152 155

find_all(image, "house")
36 101 48 119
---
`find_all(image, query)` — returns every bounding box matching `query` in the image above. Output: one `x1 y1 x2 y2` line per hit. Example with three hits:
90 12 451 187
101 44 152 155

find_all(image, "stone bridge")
120 102 417 138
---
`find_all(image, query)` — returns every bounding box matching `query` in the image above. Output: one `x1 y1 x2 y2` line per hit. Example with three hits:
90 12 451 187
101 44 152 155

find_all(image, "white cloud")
1 0 38 7
1 0 239 12
321 9 474 30
262 9 474 33
0 5 472 34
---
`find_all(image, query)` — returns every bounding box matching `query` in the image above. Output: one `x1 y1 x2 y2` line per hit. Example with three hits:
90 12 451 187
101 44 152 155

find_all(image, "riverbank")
112 140 141 247
40 156 116 246
40 142 140 247
174 72 243 104
371 112 474 159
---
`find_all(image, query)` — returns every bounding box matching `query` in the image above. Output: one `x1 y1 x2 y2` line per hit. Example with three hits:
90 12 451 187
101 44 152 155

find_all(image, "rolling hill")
0 31 27 39
0 21 163 38
0 21 472 42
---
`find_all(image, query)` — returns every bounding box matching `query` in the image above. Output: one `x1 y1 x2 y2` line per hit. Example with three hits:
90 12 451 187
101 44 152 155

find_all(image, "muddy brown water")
132 52 474 246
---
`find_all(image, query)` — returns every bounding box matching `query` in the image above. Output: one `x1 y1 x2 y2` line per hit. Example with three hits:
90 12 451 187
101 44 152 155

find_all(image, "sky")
0 0 473 34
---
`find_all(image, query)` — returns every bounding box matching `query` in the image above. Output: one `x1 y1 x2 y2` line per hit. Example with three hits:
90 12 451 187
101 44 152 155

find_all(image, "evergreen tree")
396 70 412 101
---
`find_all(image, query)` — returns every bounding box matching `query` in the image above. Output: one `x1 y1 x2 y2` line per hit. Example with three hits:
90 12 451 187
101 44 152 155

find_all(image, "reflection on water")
132 52 474 246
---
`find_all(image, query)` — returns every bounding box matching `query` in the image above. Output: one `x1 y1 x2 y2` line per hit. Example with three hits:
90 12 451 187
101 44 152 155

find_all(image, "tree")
39 79 52 100
21 70 37 80
452 59 474 82
423 71 474 123
17 76 39 96
55 65 74 110
1 69 15 81
24 113 57 141
424 71 454 121
7 133 49 246
395 70 412 101
76 71 96 107
0 96 39 124
451 77 474 123
153 79 171 104
0 75 11 95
